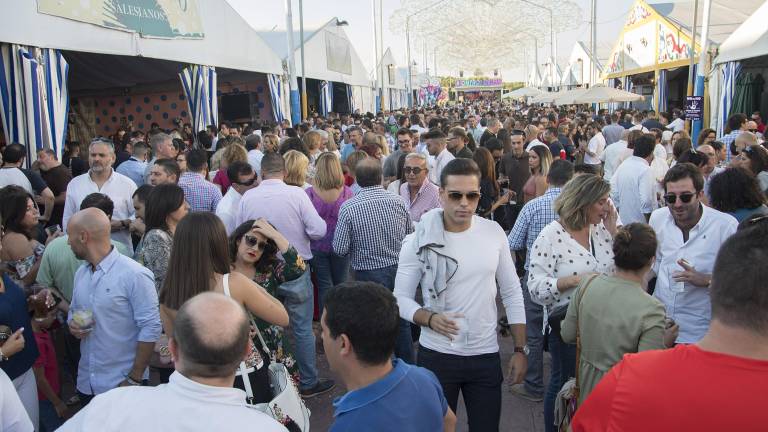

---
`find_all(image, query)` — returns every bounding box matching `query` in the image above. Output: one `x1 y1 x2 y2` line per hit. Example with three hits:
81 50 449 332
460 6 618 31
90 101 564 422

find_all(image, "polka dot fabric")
527 221 615 312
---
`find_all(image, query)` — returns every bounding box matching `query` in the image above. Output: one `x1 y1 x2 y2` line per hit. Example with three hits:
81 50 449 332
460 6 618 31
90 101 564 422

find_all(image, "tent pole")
692 0 712 141
299 0 307 121
686 0 699 133
285 0 300 126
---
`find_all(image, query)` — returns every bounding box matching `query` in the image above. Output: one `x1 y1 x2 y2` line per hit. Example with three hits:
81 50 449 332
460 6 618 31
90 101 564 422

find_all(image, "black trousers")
417 347 503 432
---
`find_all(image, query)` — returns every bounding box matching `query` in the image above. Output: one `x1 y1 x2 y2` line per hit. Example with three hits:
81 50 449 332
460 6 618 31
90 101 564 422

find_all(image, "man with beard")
63 138 137 252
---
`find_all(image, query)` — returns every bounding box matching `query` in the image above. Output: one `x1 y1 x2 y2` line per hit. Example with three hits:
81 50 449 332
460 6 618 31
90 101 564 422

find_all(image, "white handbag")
223 274 311 431
240 322 311 432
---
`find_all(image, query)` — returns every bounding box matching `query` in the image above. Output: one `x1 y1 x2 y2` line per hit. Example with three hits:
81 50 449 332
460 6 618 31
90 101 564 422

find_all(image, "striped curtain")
267 73 285 123
0 44 69 165
179 65 217 144
347 84 356 113
717 61 742 137
318 81 333 116
656 69 668 113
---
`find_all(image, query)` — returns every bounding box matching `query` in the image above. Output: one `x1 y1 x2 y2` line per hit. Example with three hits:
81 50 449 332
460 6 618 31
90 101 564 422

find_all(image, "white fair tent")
502 86 543 99
573 84 644 103
530 91 560 104
714 0 768 65
0 0 283 75
552 88 589 105
257 18 375 113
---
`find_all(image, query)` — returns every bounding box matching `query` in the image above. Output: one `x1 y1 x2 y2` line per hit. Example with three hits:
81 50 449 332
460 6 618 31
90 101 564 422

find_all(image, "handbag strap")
574 274 599 400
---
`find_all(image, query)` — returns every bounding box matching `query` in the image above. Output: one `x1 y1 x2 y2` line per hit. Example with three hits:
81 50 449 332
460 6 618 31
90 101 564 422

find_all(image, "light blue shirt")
69 248 161 395
116 157 148 187
340 142 355 162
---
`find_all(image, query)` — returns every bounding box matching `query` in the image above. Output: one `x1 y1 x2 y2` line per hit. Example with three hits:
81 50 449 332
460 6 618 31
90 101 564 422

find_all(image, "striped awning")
0 43 69 165
267 73 285 123
179 65 218 143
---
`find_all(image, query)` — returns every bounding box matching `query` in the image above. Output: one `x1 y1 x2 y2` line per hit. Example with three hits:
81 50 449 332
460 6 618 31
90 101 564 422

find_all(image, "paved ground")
305 323 548 432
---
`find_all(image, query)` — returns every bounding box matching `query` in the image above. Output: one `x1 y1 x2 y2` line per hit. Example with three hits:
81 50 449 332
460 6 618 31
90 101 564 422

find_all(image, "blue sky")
226 0 644 81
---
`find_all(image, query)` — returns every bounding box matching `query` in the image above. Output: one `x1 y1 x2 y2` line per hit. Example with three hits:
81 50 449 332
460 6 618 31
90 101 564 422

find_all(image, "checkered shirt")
507 187 562 271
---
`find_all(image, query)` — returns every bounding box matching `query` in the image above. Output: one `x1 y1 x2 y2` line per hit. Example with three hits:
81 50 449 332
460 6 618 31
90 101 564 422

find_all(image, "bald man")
66 208 161 406
59 293 287 431
732 132 758 158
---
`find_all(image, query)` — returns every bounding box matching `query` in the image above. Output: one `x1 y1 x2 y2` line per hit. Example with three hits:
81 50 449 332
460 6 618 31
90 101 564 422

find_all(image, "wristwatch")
514 345 530 356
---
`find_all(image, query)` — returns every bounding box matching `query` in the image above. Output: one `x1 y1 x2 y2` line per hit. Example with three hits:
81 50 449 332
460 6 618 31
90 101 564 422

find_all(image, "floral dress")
3 242 45 291
252 246 305 381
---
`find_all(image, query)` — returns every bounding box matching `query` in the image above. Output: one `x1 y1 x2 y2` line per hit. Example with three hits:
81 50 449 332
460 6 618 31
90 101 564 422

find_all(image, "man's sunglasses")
664 192 696 204
243 235 269 250
403 167 424 175
446 191 482 202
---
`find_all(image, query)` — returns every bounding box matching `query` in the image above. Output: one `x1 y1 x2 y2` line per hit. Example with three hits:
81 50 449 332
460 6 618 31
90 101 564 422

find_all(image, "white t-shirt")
0 369 32 432
602 140 631 181
585 132 606 165
215 187 242 235
395 216 525 356
668 118 685 132
0 167 33 195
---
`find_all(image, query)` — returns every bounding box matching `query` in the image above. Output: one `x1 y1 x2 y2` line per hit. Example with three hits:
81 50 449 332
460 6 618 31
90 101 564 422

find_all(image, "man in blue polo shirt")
322 281 456 432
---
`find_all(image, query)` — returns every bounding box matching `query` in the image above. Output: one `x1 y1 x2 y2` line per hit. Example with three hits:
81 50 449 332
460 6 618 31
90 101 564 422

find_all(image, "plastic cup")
72 308 95 332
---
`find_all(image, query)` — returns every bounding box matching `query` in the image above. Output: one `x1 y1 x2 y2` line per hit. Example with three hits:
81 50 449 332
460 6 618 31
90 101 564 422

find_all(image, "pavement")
304 322 548 432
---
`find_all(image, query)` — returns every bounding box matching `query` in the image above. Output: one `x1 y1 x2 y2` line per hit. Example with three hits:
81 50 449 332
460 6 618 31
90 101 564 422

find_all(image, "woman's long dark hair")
144 184 185 233
0 185 35 239
229 220 279 274
159 213 230 310
472 147 499 197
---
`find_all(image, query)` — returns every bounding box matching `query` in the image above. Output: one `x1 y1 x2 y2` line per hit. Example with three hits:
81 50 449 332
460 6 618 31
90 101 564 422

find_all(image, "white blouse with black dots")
527 220 615 312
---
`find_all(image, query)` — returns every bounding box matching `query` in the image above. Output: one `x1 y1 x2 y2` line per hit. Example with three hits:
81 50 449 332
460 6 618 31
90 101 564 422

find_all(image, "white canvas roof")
715 1 768 64
649 0 764 46
257 18 373 88
0 0 282 75
379 48 407 90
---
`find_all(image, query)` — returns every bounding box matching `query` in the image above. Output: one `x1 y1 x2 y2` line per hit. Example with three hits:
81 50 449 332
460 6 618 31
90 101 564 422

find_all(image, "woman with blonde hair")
374 134 390 157
212 143 248 194
305 152 353 311
523 144 552 202
528 174 619 432
261 134 280 154
283 150 311 189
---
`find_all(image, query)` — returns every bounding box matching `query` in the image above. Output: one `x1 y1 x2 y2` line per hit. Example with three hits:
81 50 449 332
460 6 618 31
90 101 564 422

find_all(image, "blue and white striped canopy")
179 65 217 143
0 44 69 165
267 73 285 123
319 81 333 117
718 61 742 137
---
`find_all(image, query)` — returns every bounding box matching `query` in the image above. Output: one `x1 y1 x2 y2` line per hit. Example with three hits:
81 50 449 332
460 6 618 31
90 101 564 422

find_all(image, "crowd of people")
0 100 766 431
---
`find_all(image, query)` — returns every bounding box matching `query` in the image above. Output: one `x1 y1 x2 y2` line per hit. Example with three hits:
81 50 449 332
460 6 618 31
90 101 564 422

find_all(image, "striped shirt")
399 180 442 223
719 130 742 163
508 187 562 271
333 186 414 271
178 172 222 212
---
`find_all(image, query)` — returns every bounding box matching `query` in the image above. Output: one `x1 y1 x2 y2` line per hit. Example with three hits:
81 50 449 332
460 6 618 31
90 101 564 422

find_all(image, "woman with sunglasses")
730 144 768 193
527 174 618 432
229 218 303 381
135 184 189 293
0 186 60 289
160 213 288 403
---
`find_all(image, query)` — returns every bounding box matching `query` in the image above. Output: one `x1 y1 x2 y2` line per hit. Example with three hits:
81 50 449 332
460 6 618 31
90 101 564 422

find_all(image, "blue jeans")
522 275 544 397
354 265 415 364
278 268 318 390
311 249 350 313
418 347 503 432
39 400 63 432
544 323 577 432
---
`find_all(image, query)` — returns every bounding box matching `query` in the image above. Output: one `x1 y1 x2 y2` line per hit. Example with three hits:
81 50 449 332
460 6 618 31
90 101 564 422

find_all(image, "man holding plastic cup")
394 158 528 432
66 208 161 406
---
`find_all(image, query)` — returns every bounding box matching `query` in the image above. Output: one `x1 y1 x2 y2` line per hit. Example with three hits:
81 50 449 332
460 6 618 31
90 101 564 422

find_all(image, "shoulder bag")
223 274 311 431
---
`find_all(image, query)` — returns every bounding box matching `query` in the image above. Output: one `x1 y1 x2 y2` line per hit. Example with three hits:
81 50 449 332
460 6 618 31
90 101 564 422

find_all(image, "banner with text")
38 0 204 39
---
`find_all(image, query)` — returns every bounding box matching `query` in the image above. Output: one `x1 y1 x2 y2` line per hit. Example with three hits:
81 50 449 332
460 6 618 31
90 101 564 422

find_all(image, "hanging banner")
38 0 204 39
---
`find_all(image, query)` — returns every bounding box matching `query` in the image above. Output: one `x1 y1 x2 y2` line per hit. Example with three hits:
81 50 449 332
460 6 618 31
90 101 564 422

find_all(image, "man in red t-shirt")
572 223 768 432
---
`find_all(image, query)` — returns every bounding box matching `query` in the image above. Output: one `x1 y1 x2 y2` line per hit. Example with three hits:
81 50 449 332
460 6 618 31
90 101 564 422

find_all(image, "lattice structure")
390 0 583 74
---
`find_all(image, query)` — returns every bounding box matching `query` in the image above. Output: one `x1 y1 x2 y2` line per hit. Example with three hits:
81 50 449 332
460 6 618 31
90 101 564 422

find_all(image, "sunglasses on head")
236 178 256 186
664 192 696 204
243 235 269 250
446 191 482 202
403 167 424 175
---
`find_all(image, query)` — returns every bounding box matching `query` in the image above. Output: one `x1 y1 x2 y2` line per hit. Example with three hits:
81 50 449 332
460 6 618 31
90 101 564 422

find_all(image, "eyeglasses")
403 167 424 175
243 235 269 250
446 191 482 202
749 129 758 133
664 192 696 204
